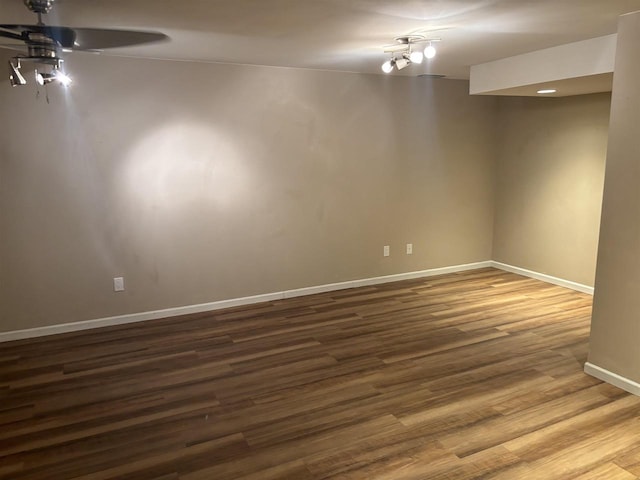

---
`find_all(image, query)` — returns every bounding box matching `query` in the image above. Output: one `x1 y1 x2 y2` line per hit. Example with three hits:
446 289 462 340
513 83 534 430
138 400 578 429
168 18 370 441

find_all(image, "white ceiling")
1 0 640 79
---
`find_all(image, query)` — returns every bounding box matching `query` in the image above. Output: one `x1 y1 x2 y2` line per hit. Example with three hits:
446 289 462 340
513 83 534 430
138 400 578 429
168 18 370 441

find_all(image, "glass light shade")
424 44 437 59
381 60 394 73
55 70 72 86
409 51 424 64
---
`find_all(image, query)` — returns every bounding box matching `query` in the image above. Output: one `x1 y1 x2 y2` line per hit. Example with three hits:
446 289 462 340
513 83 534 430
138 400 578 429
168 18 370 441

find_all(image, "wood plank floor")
1 268 640 479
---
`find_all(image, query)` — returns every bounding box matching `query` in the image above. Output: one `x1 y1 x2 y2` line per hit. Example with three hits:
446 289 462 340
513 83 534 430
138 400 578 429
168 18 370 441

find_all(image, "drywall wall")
492 94 610 287
0 53 497 331
588 11 640 386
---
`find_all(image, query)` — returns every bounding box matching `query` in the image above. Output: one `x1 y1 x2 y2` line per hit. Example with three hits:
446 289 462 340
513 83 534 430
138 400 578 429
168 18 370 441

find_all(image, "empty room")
2 0 640 478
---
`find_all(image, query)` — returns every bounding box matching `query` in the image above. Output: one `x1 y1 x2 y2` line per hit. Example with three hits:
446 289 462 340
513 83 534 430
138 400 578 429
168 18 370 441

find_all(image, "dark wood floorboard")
1 268 640 479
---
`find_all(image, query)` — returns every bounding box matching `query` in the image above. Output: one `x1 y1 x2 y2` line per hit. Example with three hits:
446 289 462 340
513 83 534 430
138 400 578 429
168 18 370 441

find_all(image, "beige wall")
588 12 640 384
492 94 610 286
0 53 497 331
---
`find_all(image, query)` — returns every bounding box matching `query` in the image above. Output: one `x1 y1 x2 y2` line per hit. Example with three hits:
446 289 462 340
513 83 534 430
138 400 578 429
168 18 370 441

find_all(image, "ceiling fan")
2 0 168 87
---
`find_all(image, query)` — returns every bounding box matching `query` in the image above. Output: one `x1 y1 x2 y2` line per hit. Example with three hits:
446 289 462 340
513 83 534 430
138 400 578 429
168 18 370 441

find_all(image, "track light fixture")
7 56 72 87
381 35 441 74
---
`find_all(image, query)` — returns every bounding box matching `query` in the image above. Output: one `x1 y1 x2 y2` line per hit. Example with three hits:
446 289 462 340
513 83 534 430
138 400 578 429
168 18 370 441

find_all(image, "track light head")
395 57 410 70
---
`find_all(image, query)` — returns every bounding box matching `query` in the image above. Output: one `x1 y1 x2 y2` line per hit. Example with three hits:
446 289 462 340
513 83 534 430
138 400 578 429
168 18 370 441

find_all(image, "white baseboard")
584 362 640 396
283 261 493 298
490 261 594 295
0 261 492 343
0 260 594 343
0 291 284 344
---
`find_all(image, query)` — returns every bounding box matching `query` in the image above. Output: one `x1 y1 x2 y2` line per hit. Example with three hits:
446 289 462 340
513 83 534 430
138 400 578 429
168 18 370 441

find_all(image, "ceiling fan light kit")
9 58 26 86
381 35 440 74
2 0 168 89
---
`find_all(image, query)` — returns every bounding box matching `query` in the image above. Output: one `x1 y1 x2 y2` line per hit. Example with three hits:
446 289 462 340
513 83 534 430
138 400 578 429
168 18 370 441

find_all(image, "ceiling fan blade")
0 43 28 51
0 24 76 48
0 25 167 51
0 26 24 42
70 28 168 50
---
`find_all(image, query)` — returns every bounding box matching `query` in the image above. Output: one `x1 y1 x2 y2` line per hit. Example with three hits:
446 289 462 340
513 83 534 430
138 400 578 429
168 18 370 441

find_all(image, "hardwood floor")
1 268 640 479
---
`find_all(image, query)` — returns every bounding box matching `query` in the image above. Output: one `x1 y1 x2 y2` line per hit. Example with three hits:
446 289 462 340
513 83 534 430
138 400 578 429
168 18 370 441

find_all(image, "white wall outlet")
113 277 125 292
406 243 413 255
383 245 390 257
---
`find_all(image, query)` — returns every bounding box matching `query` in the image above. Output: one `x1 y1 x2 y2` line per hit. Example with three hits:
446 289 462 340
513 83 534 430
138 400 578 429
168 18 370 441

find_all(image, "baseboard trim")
283 261 493 298
0 261 492 343
584 362 640 396
0 291 285 344
490 261 594 295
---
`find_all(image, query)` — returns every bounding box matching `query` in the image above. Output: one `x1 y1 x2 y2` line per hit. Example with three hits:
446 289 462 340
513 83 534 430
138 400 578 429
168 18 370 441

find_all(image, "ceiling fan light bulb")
381 60 394 73
409 51 424 64
35 70 45 86
54 70 72 86
424 44 437 59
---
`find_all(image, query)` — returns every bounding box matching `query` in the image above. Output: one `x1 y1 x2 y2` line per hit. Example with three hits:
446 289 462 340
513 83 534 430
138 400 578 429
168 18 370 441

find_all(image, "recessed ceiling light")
537 89 557 94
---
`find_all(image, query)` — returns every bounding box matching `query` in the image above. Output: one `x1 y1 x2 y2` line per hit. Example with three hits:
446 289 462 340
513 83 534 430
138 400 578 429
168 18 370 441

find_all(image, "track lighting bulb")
409 51 424 64
381 59 394 73
424 43 437 59
54 69 72 86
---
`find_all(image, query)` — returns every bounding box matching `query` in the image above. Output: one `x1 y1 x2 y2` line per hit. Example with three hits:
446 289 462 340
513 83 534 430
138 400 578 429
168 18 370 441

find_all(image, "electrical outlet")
113 277 125 292
406 243 413 255
383 245 390 257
